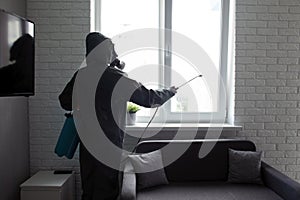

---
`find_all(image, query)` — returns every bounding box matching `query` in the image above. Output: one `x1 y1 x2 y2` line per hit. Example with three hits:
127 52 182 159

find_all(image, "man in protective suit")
59 32 177 200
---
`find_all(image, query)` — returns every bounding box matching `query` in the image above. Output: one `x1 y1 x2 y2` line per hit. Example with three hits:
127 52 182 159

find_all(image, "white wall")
0 98 29 200
0 0 26 17
26 0 90 198
235 0 300 181
0 1 29 200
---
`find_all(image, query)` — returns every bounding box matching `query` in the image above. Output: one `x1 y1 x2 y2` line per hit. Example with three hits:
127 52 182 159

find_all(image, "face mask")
109 58 125 70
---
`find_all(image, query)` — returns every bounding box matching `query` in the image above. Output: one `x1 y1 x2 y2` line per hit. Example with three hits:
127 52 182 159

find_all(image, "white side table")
20 171 75 200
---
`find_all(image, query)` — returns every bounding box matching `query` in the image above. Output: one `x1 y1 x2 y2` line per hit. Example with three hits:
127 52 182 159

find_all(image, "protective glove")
169 86 178 94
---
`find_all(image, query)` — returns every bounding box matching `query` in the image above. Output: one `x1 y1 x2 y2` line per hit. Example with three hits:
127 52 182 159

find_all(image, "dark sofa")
120 139 300 200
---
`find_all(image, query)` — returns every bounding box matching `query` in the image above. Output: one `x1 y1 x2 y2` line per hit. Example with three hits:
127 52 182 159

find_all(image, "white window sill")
125 123 242 132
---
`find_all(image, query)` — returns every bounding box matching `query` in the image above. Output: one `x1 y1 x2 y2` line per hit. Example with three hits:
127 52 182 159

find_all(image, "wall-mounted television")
0 9 34 97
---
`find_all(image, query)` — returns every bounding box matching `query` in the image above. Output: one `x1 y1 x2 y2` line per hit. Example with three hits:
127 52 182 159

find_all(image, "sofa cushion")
228 148 263 184
129 150 169 190
137 182 284 200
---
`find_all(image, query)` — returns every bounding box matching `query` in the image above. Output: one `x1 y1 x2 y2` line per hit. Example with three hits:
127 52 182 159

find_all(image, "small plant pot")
126 112 136 125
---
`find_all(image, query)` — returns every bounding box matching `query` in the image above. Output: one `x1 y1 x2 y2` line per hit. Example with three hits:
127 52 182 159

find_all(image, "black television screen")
0 9 34 97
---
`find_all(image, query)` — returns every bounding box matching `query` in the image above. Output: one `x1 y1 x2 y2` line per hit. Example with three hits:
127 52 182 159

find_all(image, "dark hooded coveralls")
59 32 175 200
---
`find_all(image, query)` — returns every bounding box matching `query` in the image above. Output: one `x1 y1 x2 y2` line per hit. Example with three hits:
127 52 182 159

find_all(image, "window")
91 0 231 123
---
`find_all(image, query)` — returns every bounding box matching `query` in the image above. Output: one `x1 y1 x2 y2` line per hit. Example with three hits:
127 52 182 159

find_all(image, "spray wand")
121 74 203 165
131 74 203 152
175 74 203 90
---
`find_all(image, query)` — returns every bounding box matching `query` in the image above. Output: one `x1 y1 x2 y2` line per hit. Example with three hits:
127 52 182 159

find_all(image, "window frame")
91 0 231 123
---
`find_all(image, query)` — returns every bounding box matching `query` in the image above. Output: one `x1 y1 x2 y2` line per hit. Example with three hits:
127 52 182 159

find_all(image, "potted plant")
126 102 140 125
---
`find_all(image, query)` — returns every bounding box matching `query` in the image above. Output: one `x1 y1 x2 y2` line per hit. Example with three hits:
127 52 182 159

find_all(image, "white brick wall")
236 0 300 181
27 0 89 198
26 0 300 198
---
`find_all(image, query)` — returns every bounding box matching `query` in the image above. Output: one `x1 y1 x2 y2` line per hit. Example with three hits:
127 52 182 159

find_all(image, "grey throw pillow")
129 150 169 190
228 148 263 184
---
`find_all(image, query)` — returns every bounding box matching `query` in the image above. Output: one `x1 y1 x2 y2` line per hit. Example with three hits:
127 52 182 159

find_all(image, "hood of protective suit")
86 32 117 67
